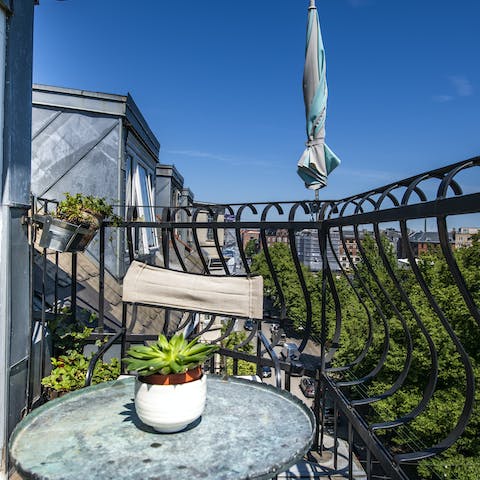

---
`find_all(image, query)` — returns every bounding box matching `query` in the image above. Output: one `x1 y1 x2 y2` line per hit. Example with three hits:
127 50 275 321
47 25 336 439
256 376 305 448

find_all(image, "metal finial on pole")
314 189 320 221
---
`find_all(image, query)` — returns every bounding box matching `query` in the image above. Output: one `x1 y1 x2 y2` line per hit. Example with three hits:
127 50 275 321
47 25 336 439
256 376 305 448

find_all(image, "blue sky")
33 0 480 204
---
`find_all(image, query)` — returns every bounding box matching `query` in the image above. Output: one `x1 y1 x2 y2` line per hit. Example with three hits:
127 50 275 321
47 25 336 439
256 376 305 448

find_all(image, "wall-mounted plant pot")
34 215 97 253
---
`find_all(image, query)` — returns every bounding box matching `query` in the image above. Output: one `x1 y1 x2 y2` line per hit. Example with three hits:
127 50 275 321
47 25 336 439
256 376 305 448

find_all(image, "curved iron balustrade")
31 157 480 480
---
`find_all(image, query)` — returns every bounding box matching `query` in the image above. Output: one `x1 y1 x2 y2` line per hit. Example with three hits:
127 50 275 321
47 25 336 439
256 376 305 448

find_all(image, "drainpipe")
0 1 34 478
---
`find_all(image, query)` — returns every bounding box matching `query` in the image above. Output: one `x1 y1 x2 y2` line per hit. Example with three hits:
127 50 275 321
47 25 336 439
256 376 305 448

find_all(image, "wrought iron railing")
30 157 480 479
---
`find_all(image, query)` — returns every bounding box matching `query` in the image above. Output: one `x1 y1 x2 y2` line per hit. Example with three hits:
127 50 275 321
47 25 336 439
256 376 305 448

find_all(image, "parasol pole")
310 0 319 202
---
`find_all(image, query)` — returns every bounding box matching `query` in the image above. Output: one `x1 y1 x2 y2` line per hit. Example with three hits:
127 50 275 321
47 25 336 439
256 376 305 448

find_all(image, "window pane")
207 212 215 241
137 165 156 247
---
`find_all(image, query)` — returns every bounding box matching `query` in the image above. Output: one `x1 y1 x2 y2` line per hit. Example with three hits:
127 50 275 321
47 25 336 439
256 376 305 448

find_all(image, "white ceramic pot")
134 374 207 432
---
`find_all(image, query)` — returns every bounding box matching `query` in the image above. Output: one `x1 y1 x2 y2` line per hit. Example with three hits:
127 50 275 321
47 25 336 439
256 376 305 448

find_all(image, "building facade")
31 84 161 277
453 227 479 249
265 228 289 248
400 231 454 258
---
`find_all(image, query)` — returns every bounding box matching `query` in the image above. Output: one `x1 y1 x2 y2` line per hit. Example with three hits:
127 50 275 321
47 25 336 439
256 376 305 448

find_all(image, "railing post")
40 248 47 381
312 367 322 451
162 210 170 328
71 252 77 323
256 320 262 378
314 220 329 452
98 223 105 332
319 221 328 375
232 358 238 376
26 196 35 411
120 303 128 374
348 420 354 480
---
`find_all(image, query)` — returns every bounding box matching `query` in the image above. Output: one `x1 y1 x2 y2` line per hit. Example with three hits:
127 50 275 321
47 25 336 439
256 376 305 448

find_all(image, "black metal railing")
30 157 480 479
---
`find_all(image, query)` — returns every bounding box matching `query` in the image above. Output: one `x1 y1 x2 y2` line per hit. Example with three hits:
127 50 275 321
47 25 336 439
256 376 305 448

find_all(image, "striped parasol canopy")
297 0 340 195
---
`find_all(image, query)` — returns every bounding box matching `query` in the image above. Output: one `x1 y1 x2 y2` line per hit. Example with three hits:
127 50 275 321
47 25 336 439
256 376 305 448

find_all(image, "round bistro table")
10 375 315 480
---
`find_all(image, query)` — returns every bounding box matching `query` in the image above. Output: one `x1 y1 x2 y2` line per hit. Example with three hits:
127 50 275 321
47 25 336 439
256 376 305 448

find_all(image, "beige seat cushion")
123 261 263 319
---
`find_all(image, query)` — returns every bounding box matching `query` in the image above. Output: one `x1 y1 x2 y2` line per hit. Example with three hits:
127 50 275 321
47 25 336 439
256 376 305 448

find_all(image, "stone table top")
10 375 315 480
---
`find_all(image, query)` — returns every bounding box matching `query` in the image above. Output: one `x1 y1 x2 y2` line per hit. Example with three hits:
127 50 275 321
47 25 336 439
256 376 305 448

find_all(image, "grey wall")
31 92 161 280
155 164 184 208
0 1 34 477
31 107 124 277
32 109 120 204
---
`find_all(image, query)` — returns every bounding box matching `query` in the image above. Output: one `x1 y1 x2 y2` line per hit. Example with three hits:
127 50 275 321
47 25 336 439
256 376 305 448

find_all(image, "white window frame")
127 153 158 254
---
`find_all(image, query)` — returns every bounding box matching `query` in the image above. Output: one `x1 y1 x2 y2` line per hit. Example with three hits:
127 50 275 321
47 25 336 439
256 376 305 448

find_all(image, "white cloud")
433 94 454 103
167 149 273 168
168 149 233 163
347 0 371 7
433 75 473 103
449 75 473 97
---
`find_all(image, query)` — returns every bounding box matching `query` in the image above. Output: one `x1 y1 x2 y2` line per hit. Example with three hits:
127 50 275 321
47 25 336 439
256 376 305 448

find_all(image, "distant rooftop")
408 231 453 243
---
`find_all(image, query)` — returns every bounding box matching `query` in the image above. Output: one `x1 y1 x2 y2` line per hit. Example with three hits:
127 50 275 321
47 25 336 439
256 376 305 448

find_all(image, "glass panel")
137 165 157 249
125 155 132 218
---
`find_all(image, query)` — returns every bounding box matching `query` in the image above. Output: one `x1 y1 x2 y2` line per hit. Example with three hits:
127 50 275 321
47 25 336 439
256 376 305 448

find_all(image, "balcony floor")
280 437 367 479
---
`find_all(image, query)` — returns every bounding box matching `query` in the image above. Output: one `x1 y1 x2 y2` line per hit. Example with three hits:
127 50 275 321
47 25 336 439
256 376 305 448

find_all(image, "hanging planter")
124 333 218 433
33 193 120 253
34 215 97 253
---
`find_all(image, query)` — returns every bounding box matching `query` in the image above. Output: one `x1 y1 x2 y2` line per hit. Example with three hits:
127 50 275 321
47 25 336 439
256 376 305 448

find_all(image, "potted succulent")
123 333 218 433
34 193 120 253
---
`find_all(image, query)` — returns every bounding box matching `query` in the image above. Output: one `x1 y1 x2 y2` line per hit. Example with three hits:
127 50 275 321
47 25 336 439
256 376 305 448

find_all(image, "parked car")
281 343 302 376
244 319 254 331
300 377 316 398
269 323 280 333
281 343 300 361
288 359 303 376
261 366 272 378
270 327 286 346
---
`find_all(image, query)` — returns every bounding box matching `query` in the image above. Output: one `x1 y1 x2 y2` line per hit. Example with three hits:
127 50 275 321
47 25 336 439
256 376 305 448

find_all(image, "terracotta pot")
134 367 207 433
138 365 202 385
44 389 69 401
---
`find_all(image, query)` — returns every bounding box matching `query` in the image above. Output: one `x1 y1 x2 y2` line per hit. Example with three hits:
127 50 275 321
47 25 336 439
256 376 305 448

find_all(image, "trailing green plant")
220 326 256 376
41 350 120 394
54 193 122 229
123 333 219 376
47 308 97 356
42 309 119 395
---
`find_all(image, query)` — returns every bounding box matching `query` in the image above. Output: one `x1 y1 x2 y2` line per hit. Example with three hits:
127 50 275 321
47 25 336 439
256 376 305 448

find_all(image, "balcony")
26 158 480 479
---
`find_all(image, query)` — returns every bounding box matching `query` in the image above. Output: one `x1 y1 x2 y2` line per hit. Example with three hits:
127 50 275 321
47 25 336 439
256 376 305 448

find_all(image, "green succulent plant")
123 333 219 376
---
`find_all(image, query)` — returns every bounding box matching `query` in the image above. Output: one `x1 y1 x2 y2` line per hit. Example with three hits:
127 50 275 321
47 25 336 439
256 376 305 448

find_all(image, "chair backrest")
122 261 264 319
